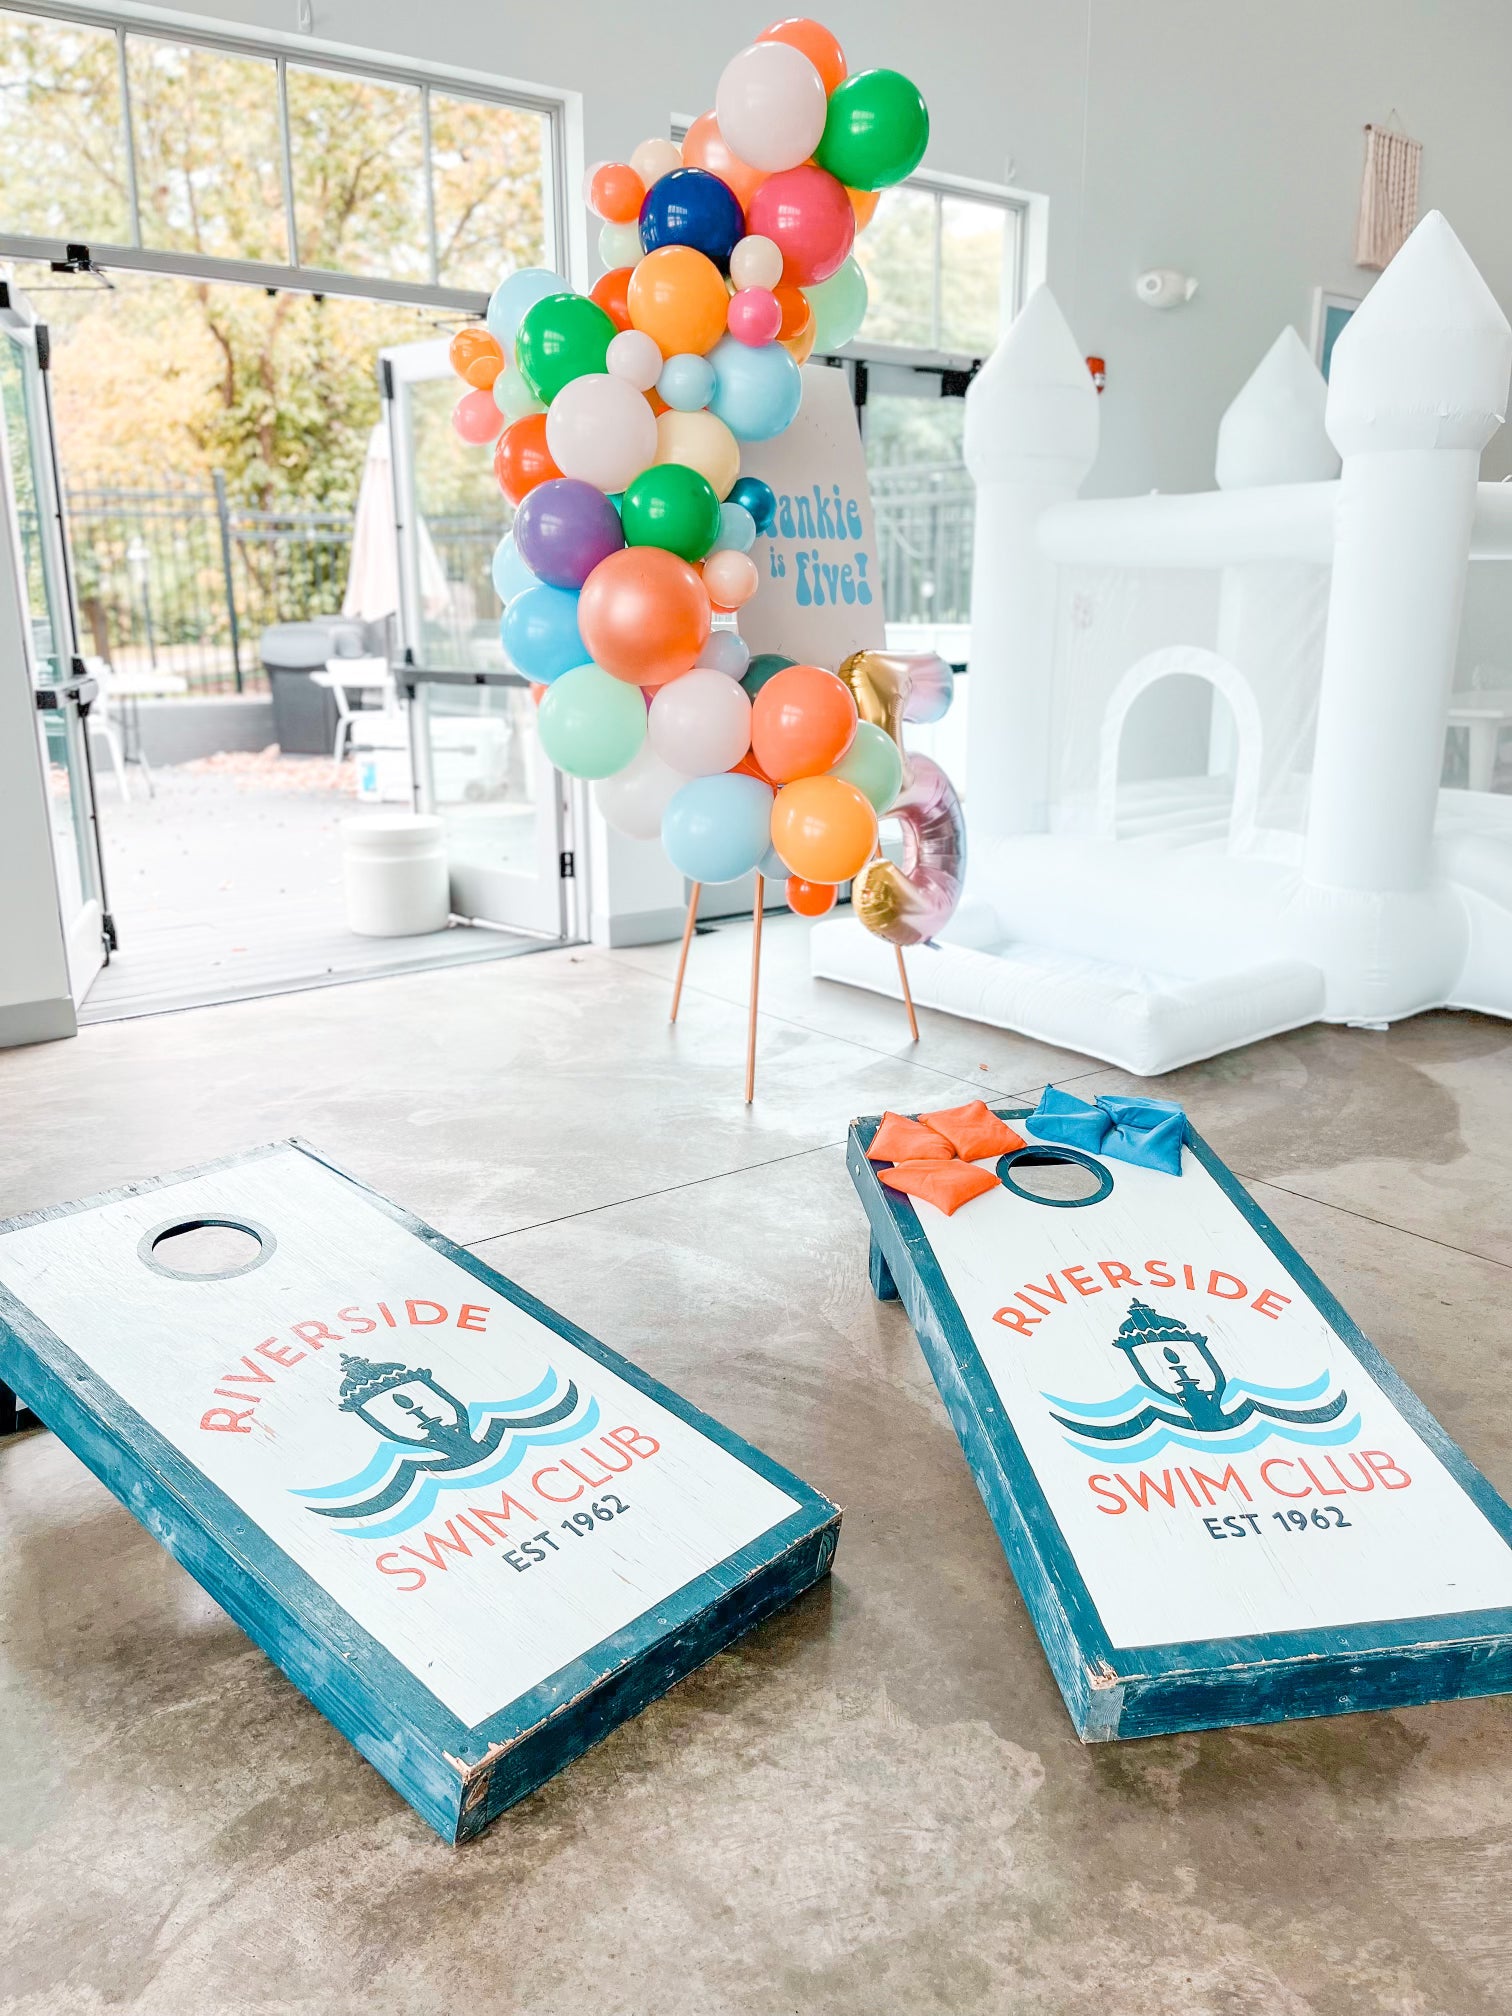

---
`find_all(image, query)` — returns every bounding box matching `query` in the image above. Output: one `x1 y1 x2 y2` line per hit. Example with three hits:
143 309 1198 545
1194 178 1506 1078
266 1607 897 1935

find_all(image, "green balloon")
815 70 930 192
742 653 795 700
537 663 646 780
514 291 615 404
805 257 870 352
620 462 722 562
830 720 904 813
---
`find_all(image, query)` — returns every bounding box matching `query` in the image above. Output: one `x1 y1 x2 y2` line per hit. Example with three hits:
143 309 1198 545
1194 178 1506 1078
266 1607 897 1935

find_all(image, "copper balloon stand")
668 879 918 1104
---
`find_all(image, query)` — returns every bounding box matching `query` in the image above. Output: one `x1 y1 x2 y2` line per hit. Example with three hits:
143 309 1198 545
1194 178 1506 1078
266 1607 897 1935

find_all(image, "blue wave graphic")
466 1372 558 1431
1045 1369 1334 1425
345 1397 603 1540
1065 1411 1362 1465
1223 1369 1332 1406
293 1373 564 1503
1041 1383 1153 1420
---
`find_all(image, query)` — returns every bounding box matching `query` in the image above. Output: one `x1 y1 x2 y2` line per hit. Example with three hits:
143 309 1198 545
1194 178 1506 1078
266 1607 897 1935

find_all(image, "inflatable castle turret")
812 211 1512 1073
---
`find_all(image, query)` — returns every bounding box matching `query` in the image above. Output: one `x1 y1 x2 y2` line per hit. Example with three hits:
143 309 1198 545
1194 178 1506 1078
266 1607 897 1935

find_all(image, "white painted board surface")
0 1149 798 1727
911 1136 1512 1647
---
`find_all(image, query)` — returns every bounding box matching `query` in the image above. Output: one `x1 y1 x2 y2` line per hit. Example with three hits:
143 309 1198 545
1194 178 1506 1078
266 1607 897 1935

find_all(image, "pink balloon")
714 41 827 175
746 165 856 288
648 668 752 776
855 754 965 946
727 286 783 346
452 387 505 445
702 549 759 611
546 374 658 494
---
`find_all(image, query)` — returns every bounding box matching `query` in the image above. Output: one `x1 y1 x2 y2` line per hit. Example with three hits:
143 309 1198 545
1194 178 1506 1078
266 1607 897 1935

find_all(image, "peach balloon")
783 314 818 364
655 408 741 501
589 161 645 224
681 110 767 212
578 546 712 687
450 326 503 389
751 663 857 781
759 17 847 95
702 548 759 610
628 244 731 357
771 775 878 883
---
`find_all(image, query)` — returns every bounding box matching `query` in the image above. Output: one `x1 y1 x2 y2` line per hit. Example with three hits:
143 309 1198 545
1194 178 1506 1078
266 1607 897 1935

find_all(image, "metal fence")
49 460 972 696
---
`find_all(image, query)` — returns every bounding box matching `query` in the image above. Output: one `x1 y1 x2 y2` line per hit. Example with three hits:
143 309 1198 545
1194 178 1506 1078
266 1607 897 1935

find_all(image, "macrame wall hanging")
1354 120 1422 268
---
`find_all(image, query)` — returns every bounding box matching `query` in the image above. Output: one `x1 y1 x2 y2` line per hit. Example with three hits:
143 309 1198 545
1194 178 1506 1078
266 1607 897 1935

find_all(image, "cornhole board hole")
848 1106 1512 1740
0 1142 839 1841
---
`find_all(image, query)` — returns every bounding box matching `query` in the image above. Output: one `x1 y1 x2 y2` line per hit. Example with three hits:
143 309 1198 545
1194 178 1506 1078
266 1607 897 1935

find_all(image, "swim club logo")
1044 1300 1359 1462
293 1352 598 1541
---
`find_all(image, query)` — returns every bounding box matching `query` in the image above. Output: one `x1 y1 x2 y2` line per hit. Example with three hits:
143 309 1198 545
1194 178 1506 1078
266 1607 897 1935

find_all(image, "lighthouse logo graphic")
1044 1301 1360 1461
292 1353 598 1540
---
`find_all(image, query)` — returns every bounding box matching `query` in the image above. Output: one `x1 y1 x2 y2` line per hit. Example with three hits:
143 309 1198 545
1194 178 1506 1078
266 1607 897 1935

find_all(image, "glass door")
0 283 111 1002
382 336 570 940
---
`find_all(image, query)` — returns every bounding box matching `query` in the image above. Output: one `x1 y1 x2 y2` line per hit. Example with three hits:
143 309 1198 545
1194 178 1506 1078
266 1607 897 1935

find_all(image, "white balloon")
598 220 643 270
606 328 663 391
729 234 783 292
630 136 682 185
715 42 827 175
594 741 689 840
648 669 752 777
546 374 658 494
698 629 751 680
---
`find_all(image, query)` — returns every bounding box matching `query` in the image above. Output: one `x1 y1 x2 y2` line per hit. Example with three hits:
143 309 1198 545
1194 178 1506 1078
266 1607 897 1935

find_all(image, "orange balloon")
628 245 730 357
529 682 548 705
450 326 503 389
492 413 561 507
847 186 880 231
732 748 776 786
590 266 634 333
772 776 878 883
759 17 847 95
773 283 813 342
681 110 766 213
578 546 712 687
590 161 645 224
786 875 837 917
751 663 858 782
783 315 818 364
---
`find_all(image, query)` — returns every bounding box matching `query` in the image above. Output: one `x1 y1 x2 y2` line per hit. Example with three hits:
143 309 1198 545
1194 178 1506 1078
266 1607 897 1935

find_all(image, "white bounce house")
812 210 1512 1074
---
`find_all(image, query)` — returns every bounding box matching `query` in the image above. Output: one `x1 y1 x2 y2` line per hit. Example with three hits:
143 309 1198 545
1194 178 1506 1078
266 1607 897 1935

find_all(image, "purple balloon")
512 477 624 590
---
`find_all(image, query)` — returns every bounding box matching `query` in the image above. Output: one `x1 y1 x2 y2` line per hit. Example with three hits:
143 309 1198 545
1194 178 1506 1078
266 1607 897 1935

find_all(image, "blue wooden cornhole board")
0 1142 839 1841
849 1105 1512 1739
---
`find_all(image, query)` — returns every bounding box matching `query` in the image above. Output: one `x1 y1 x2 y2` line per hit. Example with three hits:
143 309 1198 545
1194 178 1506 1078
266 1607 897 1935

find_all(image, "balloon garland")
447 19 960 976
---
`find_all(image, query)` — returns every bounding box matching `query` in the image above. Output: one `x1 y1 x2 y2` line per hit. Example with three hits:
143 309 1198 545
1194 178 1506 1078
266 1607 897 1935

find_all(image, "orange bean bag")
866 1111 955 1164
877 1159 999 1215
918 1100 1026 1162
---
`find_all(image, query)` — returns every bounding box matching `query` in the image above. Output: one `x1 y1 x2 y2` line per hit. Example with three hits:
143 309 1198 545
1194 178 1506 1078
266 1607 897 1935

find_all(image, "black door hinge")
559 850 575 880
35 324 50 371
102 911 118 954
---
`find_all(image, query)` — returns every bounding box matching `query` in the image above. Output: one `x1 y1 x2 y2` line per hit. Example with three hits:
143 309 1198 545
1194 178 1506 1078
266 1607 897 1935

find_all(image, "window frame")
0 0 576 312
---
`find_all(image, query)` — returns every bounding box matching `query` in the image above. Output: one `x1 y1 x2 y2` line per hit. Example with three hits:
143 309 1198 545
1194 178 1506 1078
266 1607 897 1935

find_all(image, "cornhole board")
0 1142 839 1841
848 1106 1512 1740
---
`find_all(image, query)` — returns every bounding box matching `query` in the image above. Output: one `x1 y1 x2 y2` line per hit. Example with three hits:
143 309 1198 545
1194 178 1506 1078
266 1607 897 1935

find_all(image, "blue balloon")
657 352 716 412
662 774 774 884
713 502 757 554
491 531 538 605
639 169 744 272
486 267 563 348
500 583 585 684
700 629 751 679
708 336 803 442
728 476 777 536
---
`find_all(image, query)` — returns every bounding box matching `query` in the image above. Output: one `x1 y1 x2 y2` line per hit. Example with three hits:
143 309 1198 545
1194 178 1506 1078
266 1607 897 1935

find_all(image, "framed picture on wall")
1310 288 1364 380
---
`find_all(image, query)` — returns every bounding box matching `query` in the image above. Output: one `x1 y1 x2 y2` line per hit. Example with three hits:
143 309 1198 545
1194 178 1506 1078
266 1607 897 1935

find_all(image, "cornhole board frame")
848 1106 1512 1740
0 1141 840 1841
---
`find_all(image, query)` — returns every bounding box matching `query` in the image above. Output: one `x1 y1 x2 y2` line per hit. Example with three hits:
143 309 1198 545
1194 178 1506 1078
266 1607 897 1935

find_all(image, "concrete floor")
3 914 1512 2014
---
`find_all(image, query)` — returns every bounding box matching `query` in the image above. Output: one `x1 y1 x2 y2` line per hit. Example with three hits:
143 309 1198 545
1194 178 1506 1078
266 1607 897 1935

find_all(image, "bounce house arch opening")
1097 647 1262 848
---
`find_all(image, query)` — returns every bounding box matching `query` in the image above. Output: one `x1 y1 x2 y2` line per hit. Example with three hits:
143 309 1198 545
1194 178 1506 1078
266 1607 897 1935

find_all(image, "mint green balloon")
537 664 646 780
805 258 869 353
830 720 904 813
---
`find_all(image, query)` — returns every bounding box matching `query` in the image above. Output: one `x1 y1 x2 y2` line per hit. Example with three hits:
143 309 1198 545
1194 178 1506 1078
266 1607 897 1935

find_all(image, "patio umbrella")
341 422 450 624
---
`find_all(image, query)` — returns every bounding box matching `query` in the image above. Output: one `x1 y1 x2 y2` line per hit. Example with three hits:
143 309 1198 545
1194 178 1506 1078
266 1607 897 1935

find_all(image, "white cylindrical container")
342 815 450 937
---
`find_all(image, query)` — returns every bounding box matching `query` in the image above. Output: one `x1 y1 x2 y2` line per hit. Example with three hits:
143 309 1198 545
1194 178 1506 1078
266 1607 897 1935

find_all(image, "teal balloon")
805 258 869 352
713 502 757 553
742 652 795 700
537 664 647 779
486 267 562 347
662 774 774 883
830 720 904 813
491 531 537 605
707 336 803 442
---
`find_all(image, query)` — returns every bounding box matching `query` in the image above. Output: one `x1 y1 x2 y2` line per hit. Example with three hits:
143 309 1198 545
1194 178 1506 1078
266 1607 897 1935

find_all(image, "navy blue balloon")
639 168 745 272
728 476 778 537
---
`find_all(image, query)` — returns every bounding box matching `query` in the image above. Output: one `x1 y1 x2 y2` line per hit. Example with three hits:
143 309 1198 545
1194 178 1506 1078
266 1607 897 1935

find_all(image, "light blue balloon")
699 629 750 679
657 352 716 413
713 502 757 554
486 267 563 348
662 774 774 884
500 583 584 685
491 531 538 606
758 843 786 880
707 335 803 442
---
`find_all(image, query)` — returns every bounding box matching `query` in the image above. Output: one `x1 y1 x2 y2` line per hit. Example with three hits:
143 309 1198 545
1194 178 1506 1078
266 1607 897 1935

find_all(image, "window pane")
0 13 129 241
407 371 508 670
430 93 551 290
287 66 428 280
865 389 971 625
851 184 936 350
940 195 1008 355
126 38 286 262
